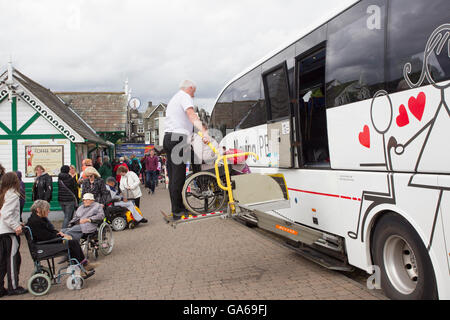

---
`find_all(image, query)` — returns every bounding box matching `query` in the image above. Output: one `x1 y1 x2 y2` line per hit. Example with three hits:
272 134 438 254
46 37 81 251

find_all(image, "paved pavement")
4 183 387 300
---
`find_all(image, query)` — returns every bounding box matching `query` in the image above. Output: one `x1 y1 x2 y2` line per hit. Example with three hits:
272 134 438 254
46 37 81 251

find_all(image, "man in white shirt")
163 80 210 220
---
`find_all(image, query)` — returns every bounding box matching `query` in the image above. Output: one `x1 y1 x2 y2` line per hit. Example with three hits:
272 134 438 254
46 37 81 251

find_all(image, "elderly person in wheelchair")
105 177 147 224
61 193 104 241
25 200 98 276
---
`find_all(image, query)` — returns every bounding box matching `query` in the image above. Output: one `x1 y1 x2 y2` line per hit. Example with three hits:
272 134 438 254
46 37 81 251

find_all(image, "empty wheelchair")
23 226 94 296
80 218 114 260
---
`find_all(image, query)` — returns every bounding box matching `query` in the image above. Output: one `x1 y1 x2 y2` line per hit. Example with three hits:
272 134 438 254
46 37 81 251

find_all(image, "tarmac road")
3 183 387 300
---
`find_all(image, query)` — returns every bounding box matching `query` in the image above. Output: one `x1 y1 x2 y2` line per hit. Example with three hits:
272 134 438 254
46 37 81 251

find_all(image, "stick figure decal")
349 24 450 248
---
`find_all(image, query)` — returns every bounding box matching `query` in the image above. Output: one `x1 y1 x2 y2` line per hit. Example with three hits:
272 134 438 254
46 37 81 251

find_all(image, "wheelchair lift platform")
161 171 291 227
160 209 228 228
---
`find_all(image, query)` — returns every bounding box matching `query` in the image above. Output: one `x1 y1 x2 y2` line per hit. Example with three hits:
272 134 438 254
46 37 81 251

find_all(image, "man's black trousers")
163 132 189 215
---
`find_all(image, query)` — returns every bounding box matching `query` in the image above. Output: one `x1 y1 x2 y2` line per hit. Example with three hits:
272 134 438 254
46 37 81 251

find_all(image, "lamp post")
124 79 132 142
128 97 141 143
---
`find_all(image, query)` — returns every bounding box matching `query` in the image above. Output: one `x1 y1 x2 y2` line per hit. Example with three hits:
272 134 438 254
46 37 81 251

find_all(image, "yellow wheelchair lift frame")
162 131 293 229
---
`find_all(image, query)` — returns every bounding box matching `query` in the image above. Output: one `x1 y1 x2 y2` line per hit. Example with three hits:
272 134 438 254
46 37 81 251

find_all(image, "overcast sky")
0 0 356 112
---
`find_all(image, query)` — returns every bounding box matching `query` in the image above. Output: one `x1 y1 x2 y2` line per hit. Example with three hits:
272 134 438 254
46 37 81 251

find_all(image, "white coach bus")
209 0 449 300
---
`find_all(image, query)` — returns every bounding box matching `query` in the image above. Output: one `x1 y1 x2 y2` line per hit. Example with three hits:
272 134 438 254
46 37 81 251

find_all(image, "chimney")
148 101 152 108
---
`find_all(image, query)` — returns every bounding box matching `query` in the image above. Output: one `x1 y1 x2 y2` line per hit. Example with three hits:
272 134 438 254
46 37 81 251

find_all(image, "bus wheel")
372 214 438 300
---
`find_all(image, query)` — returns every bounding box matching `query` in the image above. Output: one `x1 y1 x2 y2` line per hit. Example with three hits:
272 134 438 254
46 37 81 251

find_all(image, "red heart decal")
408 92 426 121
359 125 370 149
396 104 409 127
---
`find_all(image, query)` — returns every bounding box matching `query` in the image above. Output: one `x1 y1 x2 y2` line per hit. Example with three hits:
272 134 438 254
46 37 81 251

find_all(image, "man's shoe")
172 214 181 221
140 218 148 223
84 262 100 271
8 286 27 296
81 270 95 279
0 287 7 298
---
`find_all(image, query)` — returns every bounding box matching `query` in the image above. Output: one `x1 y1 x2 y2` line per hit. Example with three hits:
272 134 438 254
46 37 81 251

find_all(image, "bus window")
263 63 291 121
233 67 266 130
262 45 296 96
387 0 450 93
325 0 387 108
210 84 235 141
297 47 329 167
295 25 327 57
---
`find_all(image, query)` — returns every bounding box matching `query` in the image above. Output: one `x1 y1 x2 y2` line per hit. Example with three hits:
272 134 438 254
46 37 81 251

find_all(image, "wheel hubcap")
113 219 125 230
383 235 418 295
31 277 48 293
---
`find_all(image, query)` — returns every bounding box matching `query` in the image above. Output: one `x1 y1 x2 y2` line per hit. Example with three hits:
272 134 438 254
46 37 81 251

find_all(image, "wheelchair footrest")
82 270 95 279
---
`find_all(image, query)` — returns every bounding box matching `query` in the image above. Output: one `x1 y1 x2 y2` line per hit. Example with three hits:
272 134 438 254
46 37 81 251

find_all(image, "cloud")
0 0 357 112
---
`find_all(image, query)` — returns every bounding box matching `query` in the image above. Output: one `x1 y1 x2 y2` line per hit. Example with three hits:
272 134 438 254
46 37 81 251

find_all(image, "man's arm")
81 204 105 224
185 107 210 144
92 203 105 220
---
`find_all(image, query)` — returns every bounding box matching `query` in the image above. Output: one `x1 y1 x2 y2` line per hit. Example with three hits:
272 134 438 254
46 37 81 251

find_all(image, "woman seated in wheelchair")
26 200 98 274
105 177 147 224
61 193 104 241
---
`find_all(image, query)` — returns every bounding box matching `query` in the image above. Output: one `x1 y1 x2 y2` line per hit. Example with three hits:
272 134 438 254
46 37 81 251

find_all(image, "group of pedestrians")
109 152 165 196
0 154 152 297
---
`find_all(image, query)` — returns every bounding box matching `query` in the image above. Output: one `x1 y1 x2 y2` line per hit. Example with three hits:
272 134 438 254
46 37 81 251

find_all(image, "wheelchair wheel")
66 265 81 276
28 273 51 296
182 171 227 215
111 216 127 231
128 221 136 229
66 275 84 290
98 223 114 256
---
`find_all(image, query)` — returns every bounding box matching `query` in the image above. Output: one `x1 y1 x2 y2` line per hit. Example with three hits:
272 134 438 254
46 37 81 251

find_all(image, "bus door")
294 45 330 168
262 62 294 168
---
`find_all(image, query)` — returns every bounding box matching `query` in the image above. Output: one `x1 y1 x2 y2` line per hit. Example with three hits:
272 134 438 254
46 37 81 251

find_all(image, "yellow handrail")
197 132 259 213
